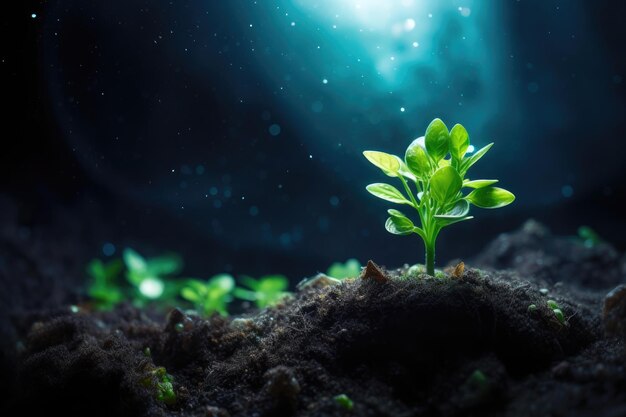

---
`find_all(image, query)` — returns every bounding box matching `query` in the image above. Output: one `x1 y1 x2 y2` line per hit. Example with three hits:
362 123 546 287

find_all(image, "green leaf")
87 259 105 280
240 276 260 291
397 158 417 182
434 199 473 226
466 187 515 209
436 199 470 219
147 254 182 276
387 208 408 218
385 216 415 235
425 118 449 163
405 137 430 178
449 124 470 161
123 248 147 273
180 287 200 302
435 215 474 227
461 143 493 174
209 274 235 292
366 183 412 205
233 287 257 301
363 151 401 177
327 259 361 279
463 179 499 189
430 166 462 204
103 259 123 279
258 275 289 292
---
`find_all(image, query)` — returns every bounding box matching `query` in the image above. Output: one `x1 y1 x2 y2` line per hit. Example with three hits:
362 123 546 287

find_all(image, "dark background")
5 0 626 282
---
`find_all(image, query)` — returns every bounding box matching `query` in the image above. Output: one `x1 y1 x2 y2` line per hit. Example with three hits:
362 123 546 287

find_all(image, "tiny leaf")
461 142 493 174
425 118 449 162
405 137 430 178
397 157 417 182
435 199 470 219
123 248 147 273
363 151 400 177
211 274 235 292
430 166 462 204
181 287 200 302
147 255 182 276
366 183 412 205
385 216 415 235
463 179 499 189
449 124 470 161
467 187 515 209
434 199 472 226
435 215 474 227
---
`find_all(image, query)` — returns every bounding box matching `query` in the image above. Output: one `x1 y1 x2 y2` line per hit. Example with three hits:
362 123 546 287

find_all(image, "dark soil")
1 216 625 417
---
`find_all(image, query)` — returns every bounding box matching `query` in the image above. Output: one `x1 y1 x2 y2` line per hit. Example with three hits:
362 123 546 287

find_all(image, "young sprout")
577 226 603 248
86 258 124 310
123 248 182 303
140 366 176 405
327 259 362 279
180 274 235 317
334 394 354 411
546 300 566 325
363 118 515 275
233 275 290 308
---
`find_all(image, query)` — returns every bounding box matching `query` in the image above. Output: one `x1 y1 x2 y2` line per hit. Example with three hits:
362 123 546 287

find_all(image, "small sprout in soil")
467 369 488 388
402 263 426 279
174 322 185 332
233 275 291 308
141 366 176 405
327 259 362 279
363 118 515 276
546 300 566 325
527 304 537 313
334 394 354 411
578 226 603 248
143 347 152 357
123 248 182 303
180 274 235 317
553 309 565 325
86 258 124 310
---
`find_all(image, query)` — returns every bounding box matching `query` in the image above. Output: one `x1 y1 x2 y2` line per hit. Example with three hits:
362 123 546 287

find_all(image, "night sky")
8 0 626 280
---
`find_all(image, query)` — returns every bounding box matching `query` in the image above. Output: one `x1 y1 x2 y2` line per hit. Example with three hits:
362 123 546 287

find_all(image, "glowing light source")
139 277 165 299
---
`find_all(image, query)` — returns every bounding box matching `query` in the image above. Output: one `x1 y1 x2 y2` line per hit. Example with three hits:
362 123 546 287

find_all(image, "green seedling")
467 369 488 389
123 248 182 304
364 118 515 276
334 394 354 411
327 259 362 279
86 258 124 310
180 274 235 317
141 366 176 405
553 308 565 324
233 275 290 308
578 226 603 248
546 300 566 325
527 304 537 313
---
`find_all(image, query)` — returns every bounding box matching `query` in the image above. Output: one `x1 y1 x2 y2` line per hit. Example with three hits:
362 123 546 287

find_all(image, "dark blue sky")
14 0 626 278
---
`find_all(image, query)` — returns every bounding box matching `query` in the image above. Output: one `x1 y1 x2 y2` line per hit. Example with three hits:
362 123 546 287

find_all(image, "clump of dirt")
5 264 624 417
473 219 626 289
1 219 625 417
